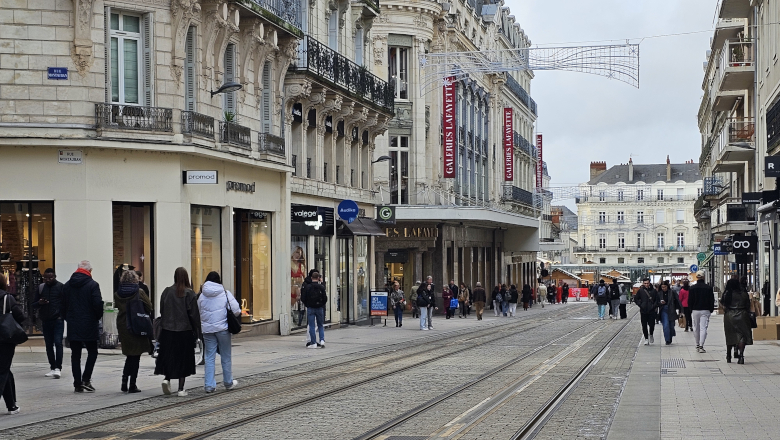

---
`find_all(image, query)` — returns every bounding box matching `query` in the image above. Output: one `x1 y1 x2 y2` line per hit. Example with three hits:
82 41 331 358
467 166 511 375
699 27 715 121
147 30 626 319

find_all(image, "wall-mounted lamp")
211 81 243 98
372 155 392 164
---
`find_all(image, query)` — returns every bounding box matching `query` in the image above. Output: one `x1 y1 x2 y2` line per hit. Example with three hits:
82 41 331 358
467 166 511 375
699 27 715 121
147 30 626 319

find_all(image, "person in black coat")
0 274 25 415
635 278 659 345
34 268 65 378
521 284 533 310
658 281 682 345
62 261 104 393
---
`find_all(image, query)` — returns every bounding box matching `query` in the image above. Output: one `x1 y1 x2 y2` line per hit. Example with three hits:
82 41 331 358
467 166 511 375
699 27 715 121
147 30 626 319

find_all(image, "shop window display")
314 236 331 322
235 211 272 321
191 205 222 291
0 202 54 334
356 236 368 322
291 236 307 328
112 203 153 303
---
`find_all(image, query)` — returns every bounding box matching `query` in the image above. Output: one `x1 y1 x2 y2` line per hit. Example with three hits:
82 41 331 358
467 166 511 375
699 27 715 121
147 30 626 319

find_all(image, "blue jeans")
42 318 64 370
394 304 404 325
660 306 675 343
598 304 606 319
419 307 428 329
502 301 508 316
203 330 233 391
307 307 325 342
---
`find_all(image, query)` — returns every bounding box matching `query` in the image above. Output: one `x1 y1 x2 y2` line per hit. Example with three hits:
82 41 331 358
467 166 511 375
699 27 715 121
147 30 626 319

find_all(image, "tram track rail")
16 305 589 440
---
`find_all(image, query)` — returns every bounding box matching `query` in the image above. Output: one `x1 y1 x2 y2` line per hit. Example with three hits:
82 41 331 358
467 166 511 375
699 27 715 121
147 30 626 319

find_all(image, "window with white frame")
637 233 644 249
599 190 606 202
618 190 624 201
598 211 606 223
618 233 625 249
617 211 624 223
676 210 684 223
328 9 338 50
354 26 364 65
656 210 665 223
698 188 703 197
223 43 236 115
657 189 664 201
676 232 684 248
599 257 606 264
657 232 665 248
618 257 625 264
677 257 684 264
389 135 409 204
637 211 644 223
677 188 684 200
657 257 665 263
108 10 152 105
637 189 644 201
599 234 606 249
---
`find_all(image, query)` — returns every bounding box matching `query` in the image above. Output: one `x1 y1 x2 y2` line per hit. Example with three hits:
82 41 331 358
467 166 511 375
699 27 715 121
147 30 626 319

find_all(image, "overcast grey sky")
509 0 715 197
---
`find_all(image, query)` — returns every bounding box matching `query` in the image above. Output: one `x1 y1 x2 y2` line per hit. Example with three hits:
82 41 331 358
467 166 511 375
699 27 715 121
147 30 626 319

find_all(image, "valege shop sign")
442 77 456 178
504 108 513 181
291 205 318 222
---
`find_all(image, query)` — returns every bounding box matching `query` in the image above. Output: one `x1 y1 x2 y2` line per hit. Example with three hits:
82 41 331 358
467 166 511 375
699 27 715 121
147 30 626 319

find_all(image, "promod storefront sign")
504 108 513 181
442 77 456 179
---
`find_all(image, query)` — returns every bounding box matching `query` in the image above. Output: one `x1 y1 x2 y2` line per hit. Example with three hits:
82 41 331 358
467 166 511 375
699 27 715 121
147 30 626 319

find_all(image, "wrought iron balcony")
503 185 534 207
181 111 215 139
95 103 173 132
258 132 285 156
505 75 537 116
291 36 394 113
244 0 302 30
219 121 251 149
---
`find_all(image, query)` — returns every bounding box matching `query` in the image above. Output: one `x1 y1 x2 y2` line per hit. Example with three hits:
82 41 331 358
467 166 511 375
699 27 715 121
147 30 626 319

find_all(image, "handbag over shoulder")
0 294 28 345
225 291 241 335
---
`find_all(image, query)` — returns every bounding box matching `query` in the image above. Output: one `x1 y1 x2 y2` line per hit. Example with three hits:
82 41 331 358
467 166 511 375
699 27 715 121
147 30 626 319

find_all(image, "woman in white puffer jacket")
197 271 241 393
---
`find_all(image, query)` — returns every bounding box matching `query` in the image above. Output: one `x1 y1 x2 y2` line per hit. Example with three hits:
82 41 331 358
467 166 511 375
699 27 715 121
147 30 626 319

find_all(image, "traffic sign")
696 252 706 262
690 264 698 273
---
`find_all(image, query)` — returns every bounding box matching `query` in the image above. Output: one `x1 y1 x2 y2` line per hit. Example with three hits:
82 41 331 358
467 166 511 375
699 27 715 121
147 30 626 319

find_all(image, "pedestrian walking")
555 283 562 304
62 260 103 393
198 271 240 392
417 283 432 330
34 268 64 379
0 274 25 415
658 281 682 345
114 270 153 394
155 267 200 397
448 281 459 318
561 283 569 304
762 280 771 316
302 273 327 347
575 285 581 301
471 282 486 320
619 284 628 319
595 280 609 320
500 284 509 316
722 277 752 364
427 284 438 329
410 281 421 319
507 285 518 316
537 282 547 309
443 286 454 319
521 284 532 311
635 278 659 345
688 271 714 353
459 283 470 317
610 279 621 320
492 284 501 316
389 281 406 327
679 280 692 332
546 284 555 305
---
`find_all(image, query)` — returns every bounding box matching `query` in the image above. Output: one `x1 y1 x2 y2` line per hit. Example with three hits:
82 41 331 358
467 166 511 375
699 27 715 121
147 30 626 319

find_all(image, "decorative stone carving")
284 79 312 119
170 0 202 85
71 0 95 76
372 35 386 65
388 102 412 130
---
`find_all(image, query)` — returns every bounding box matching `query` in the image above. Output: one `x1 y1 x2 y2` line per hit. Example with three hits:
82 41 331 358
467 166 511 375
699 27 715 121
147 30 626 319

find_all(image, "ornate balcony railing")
95 103 173 132
503 185 534 207
181 111 214 139
245 0 301 30
291 36 394 113
258 132 285 156
505 75 537 116
219 121 251 149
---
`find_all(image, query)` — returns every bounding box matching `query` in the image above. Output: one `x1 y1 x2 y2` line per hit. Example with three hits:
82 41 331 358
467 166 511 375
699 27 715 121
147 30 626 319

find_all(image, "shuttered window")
223 43 236 115
105 10 153 105
185 26 196 111
261 61 272 133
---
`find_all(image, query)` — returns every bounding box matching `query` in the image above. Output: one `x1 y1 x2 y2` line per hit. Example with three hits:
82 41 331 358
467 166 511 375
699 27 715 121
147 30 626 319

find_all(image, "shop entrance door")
112 203 154 309
234 210 272 322
338 237 353 324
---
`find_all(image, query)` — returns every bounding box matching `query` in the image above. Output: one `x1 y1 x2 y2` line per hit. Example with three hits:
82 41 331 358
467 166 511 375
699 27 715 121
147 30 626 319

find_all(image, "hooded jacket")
114 283 153 356
62 270 103 341
197 281 241 334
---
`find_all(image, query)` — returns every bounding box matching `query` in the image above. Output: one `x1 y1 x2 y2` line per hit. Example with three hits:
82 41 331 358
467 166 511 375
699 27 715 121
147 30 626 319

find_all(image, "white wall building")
575 158 703 272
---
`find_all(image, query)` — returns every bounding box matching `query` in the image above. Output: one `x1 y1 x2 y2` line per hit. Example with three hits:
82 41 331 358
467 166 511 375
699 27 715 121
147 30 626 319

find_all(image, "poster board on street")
370 291 388 316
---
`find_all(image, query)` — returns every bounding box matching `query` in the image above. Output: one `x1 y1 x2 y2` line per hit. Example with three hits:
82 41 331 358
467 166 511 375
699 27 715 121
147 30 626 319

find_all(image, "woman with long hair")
679 280 692 332
722 277 753 364
155 267 200 396
658 281 682 345
114 270 153 393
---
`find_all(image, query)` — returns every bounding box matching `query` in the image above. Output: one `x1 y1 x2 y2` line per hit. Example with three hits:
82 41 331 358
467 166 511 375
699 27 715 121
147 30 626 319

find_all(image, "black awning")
337 218 387 236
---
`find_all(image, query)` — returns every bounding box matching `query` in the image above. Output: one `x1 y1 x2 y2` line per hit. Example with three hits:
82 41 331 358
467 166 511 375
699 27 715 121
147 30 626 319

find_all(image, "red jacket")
679 288 689 308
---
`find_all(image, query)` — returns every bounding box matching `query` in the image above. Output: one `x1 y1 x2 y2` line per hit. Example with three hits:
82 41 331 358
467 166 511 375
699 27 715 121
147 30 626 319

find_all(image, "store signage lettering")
47 67 68 80
766 156 780 177
291 206 318 222
337 199 359 224
376 205 396 225
369 291 388 316
442 76 456 179
742 192 762 204
384 227 438 239
536 134 543 189
58 149 82 164
226 181 255 193
504 108 513 181
183 170 218 184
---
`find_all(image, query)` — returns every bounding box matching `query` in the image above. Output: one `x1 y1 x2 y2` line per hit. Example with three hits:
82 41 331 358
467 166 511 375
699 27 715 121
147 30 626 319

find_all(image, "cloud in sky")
508 0 715 196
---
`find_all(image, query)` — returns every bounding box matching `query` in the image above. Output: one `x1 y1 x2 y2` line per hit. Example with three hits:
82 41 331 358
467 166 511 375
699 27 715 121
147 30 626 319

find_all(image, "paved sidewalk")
608 313 780 440
0 302 576 430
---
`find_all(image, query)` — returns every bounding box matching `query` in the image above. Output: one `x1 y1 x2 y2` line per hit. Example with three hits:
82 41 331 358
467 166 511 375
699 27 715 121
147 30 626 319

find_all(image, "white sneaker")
317 340 325 348
162 380 171 395
44 370 55 378
644 338 649 345
225 380 238 390
649 335 654 344
7 406 19 415
306 342 318 349
53 369 61 379
177 390 188 397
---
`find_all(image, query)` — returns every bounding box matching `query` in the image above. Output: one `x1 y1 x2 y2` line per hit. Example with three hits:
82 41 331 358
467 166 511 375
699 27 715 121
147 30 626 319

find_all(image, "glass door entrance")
338 237 352 324
234 210 272 322
112 203 153 309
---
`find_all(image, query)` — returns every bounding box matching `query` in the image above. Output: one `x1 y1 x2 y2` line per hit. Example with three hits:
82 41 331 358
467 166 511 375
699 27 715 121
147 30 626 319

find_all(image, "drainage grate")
65 433 114 439
661 358 686 369
661 369 677 375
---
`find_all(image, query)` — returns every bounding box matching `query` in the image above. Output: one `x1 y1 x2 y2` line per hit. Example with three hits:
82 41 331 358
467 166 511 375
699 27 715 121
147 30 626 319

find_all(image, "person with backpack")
0 273 25 415
595 279 609 320
417 283 432 330
34 268 64 379
114 270 153 393
635 278 659 345
198 271 241 391
610 279 621 320
301 273 327 347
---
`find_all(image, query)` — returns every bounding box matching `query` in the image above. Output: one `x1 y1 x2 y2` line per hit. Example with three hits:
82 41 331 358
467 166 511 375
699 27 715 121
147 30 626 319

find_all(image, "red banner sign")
536 134 543 189
442 77 456 178
504 108 513 181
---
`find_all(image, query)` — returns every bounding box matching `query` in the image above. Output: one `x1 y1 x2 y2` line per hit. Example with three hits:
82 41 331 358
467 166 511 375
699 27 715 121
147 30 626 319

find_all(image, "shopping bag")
678 315 686 329
449 297 459 309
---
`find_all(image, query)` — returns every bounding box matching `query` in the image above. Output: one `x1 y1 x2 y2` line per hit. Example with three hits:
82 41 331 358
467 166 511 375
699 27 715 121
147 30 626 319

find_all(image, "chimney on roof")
628 157 633 182
590 161 607 180
666 155 671 182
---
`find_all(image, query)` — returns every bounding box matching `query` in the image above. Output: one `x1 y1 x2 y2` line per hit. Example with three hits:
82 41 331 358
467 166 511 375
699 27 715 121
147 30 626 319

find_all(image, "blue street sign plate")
690 264 698 273
713 244 728 256
47 67 68 80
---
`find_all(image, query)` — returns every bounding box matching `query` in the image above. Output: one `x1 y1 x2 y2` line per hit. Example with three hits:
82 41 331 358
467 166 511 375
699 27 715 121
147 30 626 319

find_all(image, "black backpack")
126 291 153 337
597 285 608 299
416 291 430 307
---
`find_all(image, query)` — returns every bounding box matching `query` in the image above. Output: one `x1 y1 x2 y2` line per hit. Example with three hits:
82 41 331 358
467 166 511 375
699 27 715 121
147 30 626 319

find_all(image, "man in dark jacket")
595 280 610 319
635 278 659 345
62 260 103 393
688 271 715 353
471 282 487 320
301 273 327 348
609 280 621 320
34 268 65 379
